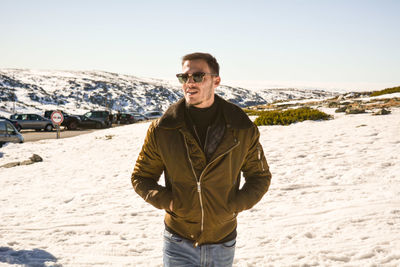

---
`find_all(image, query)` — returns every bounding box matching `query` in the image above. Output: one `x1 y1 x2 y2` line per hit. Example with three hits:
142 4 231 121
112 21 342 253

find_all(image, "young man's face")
181 59 220 108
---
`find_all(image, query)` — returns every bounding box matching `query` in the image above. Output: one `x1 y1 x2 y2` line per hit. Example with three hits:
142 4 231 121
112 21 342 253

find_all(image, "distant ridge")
0 69 338 115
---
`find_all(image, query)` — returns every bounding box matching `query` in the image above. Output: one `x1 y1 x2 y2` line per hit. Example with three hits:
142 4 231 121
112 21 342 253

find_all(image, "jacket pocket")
215 207 237 224
170 182 200 221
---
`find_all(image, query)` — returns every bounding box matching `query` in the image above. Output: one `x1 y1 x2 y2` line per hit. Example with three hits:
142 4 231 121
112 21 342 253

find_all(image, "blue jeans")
163 229 236 267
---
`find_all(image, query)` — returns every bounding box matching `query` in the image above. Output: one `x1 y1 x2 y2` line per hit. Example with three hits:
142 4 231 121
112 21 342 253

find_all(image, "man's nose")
186 75 195 84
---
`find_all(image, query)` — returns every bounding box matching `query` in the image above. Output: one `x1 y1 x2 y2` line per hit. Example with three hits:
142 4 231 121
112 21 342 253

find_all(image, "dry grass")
246 96 400 114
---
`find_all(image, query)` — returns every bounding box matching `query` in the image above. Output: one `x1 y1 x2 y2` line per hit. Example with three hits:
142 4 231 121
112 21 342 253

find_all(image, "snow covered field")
0 107 399 266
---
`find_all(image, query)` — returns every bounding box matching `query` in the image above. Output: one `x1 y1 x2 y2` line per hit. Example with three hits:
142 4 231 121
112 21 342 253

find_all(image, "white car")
130 112 147 121
144 111 163 120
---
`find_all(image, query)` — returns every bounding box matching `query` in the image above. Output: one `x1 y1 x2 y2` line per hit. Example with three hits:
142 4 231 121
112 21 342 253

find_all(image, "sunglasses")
176 72 218 84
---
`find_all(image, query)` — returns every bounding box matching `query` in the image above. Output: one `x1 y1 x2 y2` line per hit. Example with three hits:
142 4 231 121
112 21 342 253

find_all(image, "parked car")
0 119 24 147
10 113 54 131
44 110 81 130
116 113 136 124
83 110 111 127
144 111 163 120
77 115 107 129
130 112 147 122
0 116 22 132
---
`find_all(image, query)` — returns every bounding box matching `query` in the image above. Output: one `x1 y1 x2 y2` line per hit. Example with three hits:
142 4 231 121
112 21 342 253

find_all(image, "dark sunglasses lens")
176 74 188 84
192 72 205 83
176 72 206 83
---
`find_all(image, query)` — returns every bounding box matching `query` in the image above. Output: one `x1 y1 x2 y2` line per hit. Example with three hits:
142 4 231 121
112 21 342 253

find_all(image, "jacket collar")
157 94 253 129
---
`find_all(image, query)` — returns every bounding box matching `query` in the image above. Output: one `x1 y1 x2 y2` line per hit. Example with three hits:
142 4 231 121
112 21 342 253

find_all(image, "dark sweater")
185 99 219 150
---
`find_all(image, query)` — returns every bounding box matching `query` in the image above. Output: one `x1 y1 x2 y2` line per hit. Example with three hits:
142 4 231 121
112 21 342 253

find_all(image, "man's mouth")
186 90 198 96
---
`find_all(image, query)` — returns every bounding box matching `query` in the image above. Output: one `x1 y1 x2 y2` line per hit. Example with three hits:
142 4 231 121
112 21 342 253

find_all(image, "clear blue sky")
1 0 399 90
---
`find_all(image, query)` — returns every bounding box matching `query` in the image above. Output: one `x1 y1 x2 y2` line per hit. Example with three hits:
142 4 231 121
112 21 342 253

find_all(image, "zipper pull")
197 182 201 192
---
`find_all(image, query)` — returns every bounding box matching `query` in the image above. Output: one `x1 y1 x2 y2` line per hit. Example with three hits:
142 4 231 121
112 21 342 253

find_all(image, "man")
107 112 114 127
131 52 271 266
116 111 121 125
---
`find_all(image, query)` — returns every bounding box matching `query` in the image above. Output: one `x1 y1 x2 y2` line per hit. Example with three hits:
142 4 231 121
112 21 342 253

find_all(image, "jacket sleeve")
234 125 271 212
131 122 172 210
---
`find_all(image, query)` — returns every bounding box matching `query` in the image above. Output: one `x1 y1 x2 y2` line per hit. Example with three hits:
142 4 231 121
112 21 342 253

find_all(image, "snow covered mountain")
0 69 338 115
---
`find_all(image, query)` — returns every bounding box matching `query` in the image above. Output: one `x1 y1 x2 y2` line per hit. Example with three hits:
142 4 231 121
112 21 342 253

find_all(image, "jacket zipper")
183 133 240 237
257 145 265 171
183 137 205 233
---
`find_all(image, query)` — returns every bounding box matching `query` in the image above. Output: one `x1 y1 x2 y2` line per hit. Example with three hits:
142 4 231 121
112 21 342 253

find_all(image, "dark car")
83 110 111 127
117 113 136 124
0 119 24 147
77 115 107 129
10 113 54 131
44 110 81 130
0 116 22 132
144 111 163 120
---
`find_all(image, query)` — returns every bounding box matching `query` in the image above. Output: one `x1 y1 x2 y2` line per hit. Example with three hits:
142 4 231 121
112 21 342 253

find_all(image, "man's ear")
213 76 221 88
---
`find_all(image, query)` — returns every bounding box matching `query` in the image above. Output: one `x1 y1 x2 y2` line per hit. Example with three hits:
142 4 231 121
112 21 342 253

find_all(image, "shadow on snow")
0 247 60 267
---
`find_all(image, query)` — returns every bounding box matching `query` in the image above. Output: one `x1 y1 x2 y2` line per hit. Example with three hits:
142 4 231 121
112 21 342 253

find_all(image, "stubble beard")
184 83 214 108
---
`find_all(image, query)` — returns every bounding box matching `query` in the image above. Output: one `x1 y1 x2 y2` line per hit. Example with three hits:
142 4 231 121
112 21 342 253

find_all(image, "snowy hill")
0 69 338 116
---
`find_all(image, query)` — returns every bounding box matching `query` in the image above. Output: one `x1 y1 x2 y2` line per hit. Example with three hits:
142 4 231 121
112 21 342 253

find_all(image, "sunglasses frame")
176 72 218 84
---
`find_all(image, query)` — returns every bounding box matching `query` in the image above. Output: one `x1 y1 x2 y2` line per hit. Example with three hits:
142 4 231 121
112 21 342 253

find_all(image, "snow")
0 110 12 118
371 92 400 99
0 107 399 266
223 80 400 93
355 92 400 102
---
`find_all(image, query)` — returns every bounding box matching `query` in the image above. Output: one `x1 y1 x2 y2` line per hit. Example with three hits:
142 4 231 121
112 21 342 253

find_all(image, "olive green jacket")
131 96 271 245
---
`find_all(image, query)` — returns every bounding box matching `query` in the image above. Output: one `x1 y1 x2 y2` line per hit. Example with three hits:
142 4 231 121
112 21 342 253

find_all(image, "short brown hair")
182 52 220 75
